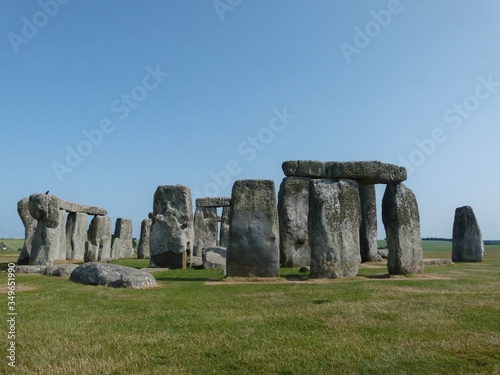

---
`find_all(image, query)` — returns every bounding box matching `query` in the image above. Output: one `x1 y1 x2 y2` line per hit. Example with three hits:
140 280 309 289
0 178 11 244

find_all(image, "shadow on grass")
360 273 391 279
155 277 222 282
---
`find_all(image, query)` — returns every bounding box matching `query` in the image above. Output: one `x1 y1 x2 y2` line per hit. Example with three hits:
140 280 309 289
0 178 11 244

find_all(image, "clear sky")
1 0 499 240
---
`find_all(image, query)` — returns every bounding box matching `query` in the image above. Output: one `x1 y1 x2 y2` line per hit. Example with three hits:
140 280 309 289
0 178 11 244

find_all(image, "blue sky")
1 0 499 240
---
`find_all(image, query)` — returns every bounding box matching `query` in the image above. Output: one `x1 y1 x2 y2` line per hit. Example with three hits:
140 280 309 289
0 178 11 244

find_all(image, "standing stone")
226 180 279 277
111 218 133 259
137 218 152 259
359 184 378 262
57 209 68 260
308 179 362 279
85 215 112 262
66 212 88 260
219 206 230 247
194 207 218 250
452 206 484 262
278 177 311 267
194 239 203 258
382 183 424 275
28 193 62 266
150 185 194 269
16 198 37 265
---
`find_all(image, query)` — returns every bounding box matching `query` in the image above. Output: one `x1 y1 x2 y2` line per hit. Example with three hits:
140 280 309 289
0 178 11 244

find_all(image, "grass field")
0 239 24 252
0 241 499 374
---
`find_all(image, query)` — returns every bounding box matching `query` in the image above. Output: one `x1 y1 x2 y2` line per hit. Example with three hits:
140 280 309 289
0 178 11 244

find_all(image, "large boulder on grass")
452 206 484 262
70 263 156 288
44 264 79 277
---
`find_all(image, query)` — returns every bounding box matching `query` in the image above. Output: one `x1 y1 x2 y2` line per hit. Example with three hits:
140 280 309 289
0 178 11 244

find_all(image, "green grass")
0 238 24 252
0 245 499 374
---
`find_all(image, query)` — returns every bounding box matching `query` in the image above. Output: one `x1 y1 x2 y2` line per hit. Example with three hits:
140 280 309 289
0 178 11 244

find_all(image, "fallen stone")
309 179 362 278
326 161 407 185
378 249 389 258
44 264 79 277
195 197 231 207
203 247 227 270
227 180 280 277
382 183 424 275
70 263 156 288
191 256 203 267
12 265 47 274
426 259 453 266
452 206 484 262
278 177 311 267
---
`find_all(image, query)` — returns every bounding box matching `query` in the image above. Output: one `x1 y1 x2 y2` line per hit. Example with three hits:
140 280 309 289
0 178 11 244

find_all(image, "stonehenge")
111 218 133 260
16 198 37 265
226 180 280 277
452 206 484 262
150 185 194 269
309 179 362 278
19 193 111 266
137 216 152 259
280 160 423 277
17 160 424 280
382 183 424 275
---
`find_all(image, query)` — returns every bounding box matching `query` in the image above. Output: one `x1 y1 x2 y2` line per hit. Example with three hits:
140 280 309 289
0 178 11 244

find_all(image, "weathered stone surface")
16 197 37 265
195 197 231 208
44 264 79 277
137 218 152 259
219 206 230 248
359 184 378 262
382 183 423 275
28 194 63 266
13 265 47 274
111 218 133 260
426 259 453 266
194 207 218 250
66 212 88 260
203 247 227 270
150 185 194 269
378 249 388 258
326 161 407 185
282 160 331 178
58 199 107 216
278 177 311 267
452 206 484 262
57 209 67 261
191 256 203 267
194 239 203 257
308 179 362 278
86 215 112 262
70 263 156 289
226 180 279 277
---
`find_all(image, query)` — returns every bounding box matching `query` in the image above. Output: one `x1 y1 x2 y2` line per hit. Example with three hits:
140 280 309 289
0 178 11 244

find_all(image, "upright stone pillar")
452 206 484 262
85 215 112 262
278 176 311 267
382 183 423 275
359 184 378 262
28 193 62 266
16 197 37 265
137 217 152 259
150 185 194 269
219 206 230 247
308 179 362 279
226 180 279 277
66 212 88 260
194 207 218 249
111 218 133 259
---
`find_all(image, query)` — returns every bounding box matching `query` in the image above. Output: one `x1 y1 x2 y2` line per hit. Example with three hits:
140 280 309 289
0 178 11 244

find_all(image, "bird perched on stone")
45 190 50 194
